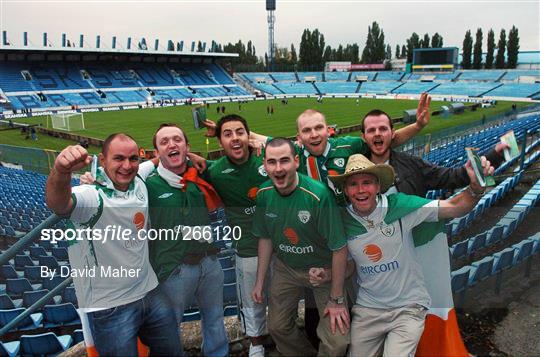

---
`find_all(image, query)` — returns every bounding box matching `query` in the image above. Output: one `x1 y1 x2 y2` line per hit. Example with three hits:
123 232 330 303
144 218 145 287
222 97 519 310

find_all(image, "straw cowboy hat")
328 154 395 193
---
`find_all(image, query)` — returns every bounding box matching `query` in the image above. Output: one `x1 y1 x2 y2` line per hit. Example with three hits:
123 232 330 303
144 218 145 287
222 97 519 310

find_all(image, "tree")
507 26 520 68
431 33 443 48
290 44 298 65
495 29 506 69
385 44 392 60
395 45 400 59
406 33 420 63
485 29 495 69
401 45 407 60
422 33 430 48
473 28 483 69
361 21 386 63
461 30 473 69
299 28 326 70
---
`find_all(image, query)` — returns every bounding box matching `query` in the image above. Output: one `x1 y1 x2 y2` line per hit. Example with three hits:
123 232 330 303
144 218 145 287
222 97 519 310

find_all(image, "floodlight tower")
266 0 276 71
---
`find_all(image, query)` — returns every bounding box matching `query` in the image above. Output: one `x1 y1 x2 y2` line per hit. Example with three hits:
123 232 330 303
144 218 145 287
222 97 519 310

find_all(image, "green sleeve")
350 136 369 155
318 189 347 251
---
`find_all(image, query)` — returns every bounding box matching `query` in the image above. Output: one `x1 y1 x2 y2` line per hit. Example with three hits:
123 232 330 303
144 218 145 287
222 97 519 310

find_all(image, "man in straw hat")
329 153 493 356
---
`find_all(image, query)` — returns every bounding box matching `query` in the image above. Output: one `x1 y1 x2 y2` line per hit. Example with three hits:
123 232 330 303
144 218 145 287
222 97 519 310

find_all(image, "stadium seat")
491 247 516 294
0 308 43 331
14 255 35 270
223 267 236 285
450 240 468 260
41 276 66 291
52 247 69 262
61 287 78 307
487 226 504 245
6 278 40 298
43 303 80 327
218 255 234 269
468 256 494 286
450 266 470 293
73 329 84 344
22 289 61 309
512 240 534 265
498 218 517 239
24 266 43 283
19 332 73 356
467 232 487 256
0 340 20 357
29 246 48 260
0 265 24 281
38 255 60 270
0 294 22 309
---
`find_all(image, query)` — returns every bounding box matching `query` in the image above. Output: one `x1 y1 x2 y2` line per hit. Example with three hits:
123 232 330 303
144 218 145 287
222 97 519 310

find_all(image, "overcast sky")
1 0 538 57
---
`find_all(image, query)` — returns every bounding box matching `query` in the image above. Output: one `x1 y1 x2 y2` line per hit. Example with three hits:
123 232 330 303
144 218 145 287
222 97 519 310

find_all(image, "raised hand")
416 93 431 129
202 119 217 138
55 145 91 175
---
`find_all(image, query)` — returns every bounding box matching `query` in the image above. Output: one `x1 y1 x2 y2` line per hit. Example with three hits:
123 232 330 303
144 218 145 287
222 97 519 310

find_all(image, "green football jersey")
252 173 347 269
146 170 215 282
207 153 268 257
298 136 368 204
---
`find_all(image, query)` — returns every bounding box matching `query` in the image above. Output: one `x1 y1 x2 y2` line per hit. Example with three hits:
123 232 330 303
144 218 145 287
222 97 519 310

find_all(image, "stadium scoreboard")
412 47 458 72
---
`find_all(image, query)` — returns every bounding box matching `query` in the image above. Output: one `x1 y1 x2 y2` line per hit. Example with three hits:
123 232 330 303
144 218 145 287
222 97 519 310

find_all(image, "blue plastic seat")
51 247 69 262
72 329 84 344
223 267 236 285
0 308 43 331
450 266 470 293
492 248 516 275
450 240 468 260
29 246 48 260
42 276 66 291
61 287 78 307
0 265 24 281
24 266 43 283
512 240 534 264
0 294 22 309
20 332 73 356
14 255 35 270
22 289 61 309
6 278 40 298
487 226 504 245
0 340 20 357
38 255 60 270
467 232 487 255
43 303 80 327
468 256 494 287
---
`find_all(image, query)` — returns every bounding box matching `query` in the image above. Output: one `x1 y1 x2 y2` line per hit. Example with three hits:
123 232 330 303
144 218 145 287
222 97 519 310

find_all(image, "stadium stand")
323 71 350 81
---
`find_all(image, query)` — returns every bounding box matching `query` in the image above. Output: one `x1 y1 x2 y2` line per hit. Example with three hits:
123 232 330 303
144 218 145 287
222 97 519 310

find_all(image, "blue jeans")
161 256 229 357
87 287 181 356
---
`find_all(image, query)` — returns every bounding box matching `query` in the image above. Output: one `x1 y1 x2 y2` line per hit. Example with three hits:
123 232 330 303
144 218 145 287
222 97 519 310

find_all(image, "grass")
0 98 529 154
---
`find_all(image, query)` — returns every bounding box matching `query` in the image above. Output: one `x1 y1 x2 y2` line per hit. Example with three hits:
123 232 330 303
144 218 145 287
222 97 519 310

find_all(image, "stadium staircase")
398 72 407 81
271 84 286 95
452 72 463 81
355 82 363 93
496 71 508 82
347 72 353 82
294 72 300 82
372 72 379 81
427 83 442 92
312 83 322 95
390 82 406 93
479 83 504 97
321 72 326 82
268 73 278 82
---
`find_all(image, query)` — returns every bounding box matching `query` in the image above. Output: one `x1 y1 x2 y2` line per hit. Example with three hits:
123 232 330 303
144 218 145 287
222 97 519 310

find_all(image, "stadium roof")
0 45 239 61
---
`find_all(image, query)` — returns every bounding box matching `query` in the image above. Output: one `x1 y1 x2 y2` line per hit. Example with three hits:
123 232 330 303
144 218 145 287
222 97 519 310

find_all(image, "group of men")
45 93 504 356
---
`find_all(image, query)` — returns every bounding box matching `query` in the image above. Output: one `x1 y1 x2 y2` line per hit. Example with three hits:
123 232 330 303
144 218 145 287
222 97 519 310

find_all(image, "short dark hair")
265 137 296 158
102 133 137 156
216 115 250 139
152 123 188 149
361 109 393 133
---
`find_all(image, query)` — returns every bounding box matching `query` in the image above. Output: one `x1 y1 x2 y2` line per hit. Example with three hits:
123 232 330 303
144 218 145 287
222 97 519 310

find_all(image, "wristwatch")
328 296 345 305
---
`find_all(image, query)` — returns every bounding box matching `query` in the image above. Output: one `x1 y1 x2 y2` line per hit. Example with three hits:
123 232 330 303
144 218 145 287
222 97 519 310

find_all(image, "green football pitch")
0 98 528 154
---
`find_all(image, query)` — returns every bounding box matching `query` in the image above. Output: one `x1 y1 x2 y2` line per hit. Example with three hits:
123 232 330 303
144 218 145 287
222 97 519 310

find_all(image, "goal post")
49 112 85 131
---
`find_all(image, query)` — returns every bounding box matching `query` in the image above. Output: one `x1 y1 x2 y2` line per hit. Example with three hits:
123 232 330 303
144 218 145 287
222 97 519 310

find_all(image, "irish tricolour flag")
413 221 468 356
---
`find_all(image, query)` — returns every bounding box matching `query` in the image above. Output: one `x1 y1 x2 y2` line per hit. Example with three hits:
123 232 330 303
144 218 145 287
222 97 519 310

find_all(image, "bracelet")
467 185 485 198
